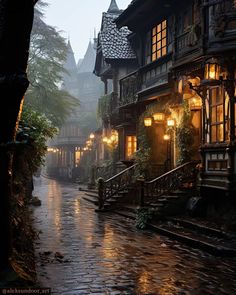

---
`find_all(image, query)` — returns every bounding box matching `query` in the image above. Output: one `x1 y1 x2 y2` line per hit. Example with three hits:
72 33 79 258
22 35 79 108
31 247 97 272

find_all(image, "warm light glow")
144 117 152 127
89 133 95 139
178 79 183 94
163 134 170 140
102 136 108 143
126 135 137 159
189 96 202 110
153 112 165 122
167 118 175 127
204 58 220 81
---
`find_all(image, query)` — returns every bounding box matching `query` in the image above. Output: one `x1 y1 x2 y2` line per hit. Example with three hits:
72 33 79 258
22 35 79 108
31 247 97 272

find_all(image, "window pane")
216 87 222 104
152 35 157 44
152 44 156 52
217 105 223 122
157 33 161 41
162 47 167 56
157 41 161 49
157 24 161 32
211 88 217 105
152 53 156 61
162 20 167 29
162 38 166 47
157 50 161 58
217 124 224 142
211 106 216 123
152 27 156 36
162 29 167 38
211 126 217 142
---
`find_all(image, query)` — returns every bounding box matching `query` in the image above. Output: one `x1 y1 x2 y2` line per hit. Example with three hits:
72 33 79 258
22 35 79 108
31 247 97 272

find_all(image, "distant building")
46 39 103 181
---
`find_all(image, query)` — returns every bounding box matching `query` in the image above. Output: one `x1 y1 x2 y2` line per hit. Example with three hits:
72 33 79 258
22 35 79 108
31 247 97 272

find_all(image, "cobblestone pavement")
33 177 236 295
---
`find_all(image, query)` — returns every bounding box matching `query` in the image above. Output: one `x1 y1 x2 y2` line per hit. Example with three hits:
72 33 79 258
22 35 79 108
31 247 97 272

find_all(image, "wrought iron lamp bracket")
188 82 206 100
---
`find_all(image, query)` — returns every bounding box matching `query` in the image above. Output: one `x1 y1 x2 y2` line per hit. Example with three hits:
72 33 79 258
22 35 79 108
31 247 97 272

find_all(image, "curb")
147 222 236 257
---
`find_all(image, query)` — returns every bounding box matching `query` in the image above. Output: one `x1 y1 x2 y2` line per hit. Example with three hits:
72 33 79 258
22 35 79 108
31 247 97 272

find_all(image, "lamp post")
189 56 236 194
163 134 171 171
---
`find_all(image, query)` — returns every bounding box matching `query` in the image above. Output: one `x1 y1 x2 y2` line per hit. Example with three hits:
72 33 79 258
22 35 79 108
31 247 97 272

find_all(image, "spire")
77 40 96 73
107 0 119 13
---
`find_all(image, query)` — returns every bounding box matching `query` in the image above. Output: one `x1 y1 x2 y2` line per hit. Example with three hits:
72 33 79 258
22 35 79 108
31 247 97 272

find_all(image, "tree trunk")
0 0 35 269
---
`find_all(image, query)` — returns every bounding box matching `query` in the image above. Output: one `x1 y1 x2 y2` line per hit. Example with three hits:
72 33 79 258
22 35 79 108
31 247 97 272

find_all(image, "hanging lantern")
167 118 175 127
144 117 152 127
153 112 165 122
89 133 95 139
204 58 220 82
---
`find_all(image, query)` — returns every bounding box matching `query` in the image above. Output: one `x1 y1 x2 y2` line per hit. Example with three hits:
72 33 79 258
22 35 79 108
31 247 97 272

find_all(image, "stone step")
113 209 136 220
170 217 229 239
148 221 236 257
84 192 98 199
82 195 98 206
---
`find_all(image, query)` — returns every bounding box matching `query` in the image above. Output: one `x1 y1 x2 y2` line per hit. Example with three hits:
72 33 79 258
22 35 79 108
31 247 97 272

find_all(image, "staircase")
81 163 138 210
82 161 199 212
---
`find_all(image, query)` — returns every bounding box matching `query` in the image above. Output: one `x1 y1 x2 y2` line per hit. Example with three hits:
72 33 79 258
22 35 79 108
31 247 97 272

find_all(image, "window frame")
145 19 167 64
125 135 137 160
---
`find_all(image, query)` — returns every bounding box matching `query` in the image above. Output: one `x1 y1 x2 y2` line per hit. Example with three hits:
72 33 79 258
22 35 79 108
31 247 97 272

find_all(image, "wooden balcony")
174 25 202 62
120 71 140 108
120 56 172 106
208 1 236 52
97 92 119 124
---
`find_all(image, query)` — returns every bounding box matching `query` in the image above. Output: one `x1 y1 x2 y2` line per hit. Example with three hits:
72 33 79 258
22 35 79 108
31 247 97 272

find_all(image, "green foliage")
17 106 58 174
135 207 154 229
133 112 151 178
25 1 79 127
176 100 195 165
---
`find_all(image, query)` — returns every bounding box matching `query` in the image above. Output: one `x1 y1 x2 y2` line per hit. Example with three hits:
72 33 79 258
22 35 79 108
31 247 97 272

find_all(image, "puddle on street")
33 177 236 295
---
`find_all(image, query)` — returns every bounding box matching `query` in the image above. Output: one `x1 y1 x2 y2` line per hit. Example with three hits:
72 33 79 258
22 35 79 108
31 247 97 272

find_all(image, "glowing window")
126 136 137 159
151 20 167 62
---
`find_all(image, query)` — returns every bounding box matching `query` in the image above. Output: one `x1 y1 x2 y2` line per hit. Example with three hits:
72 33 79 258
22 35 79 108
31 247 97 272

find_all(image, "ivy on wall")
176 100 195 165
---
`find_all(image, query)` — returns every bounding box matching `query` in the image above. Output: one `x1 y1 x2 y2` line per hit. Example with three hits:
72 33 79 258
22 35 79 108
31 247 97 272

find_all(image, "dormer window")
151 20 167 62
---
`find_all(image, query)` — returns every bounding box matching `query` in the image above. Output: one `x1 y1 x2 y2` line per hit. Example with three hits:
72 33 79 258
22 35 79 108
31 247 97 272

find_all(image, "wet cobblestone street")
33 177 236 295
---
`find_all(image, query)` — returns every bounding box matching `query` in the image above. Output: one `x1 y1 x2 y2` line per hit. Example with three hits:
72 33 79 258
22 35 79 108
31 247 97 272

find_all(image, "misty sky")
44 0 132 63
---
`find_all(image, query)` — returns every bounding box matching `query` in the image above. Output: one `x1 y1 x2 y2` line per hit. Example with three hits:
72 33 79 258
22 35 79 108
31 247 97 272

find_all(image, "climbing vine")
176 100 195 164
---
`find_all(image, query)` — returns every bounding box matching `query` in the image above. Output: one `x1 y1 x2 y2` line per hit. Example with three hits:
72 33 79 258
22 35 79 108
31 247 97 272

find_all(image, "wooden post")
97 177 105 210
138 176 145 207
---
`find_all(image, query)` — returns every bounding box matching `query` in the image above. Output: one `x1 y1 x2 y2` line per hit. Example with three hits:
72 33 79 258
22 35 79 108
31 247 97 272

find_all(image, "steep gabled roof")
64 40 78 74
98 11 136 60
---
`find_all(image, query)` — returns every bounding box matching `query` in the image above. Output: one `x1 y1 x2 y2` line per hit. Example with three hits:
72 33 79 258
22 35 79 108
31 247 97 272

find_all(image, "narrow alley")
33 177 236 295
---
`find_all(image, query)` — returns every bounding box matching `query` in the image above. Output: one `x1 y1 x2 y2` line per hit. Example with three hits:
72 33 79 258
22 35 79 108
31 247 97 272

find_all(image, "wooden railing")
96 163 115 181
176 29 198 53
97 163 137 209
145 161 199 202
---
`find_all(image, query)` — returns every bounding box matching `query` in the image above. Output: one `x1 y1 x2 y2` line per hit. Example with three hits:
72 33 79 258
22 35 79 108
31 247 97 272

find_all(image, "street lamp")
144 117 152 127
89 133 95 139
153 112 165 123
167 118 175 127
203 57 221 84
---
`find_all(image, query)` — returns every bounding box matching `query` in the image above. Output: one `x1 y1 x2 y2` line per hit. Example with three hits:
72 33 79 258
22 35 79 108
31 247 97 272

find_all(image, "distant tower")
77 40 103 113
62 40 79 98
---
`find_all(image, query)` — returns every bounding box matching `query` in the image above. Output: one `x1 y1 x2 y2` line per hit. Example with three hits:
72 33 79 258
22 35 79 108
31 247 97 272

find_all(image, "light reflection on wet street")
33 177 236 294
